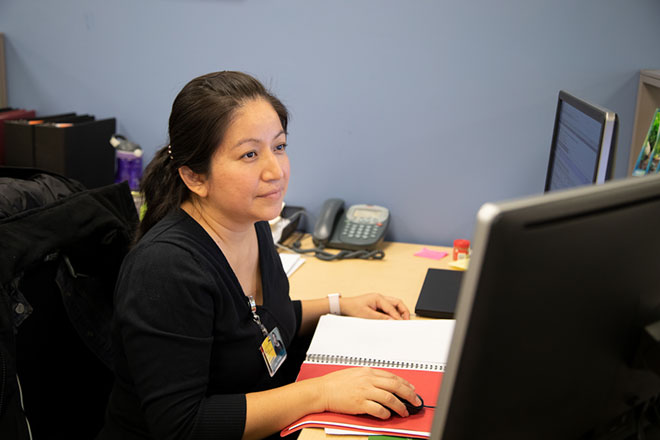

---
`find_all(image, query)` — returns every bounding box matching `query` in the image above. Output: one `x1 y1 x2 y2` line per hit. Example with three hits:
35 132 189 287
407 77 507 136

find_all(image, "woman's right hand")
314 367 421 419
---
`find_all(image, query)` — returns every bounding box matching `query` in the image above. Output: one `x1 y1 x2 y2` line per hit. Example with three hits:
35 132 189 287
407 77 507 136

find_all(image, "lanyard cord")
247 295 269 337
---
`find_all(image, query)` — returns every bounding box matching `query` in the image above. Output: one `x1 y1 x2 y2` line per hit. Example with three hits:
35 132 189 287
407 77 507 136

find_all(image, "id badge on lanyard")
248 295 287 377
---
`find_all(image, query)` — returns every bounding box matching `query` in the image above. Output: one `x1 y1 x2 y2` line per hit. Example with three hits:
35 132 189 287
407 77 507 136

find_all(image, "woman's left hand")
340 293 410 320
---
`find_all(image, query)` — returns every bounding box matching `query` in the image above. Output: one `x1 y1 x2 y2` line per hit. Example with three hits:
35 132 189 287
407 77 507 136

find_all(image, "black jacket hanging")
0 169 138 438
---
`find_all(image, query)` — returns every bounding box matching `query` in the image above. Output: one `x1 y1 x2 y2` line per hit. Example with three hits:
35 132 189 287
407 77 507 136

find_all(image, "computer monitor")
544 90 618 192
431 174 660 439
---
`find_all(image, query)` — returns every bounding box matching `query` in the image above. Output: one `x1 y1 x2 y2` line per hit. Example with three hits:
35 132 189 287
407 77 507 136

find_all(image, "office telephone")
312 198 390 251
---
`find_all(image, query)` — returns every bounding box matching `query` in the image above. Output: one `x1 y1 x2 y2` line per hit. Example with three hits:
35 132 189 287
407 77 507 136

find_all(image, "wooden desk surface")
285 235 454 310
282 235 456 440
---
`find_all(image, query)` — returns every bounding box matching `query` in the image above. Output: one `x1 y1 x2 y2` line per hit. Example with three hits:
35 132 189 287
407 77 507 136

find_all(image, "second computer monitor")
544 90 618 192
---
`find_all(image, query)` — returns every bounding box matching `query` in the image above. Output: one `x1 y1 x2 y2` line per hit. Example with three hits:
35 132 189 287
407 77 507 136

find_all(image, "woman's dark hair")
136 71 289 241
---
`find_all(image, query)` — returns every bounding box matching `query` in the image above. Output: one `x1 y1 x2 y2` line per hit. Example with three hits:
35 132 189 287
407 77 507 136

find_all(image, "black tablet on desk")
414 268 463 319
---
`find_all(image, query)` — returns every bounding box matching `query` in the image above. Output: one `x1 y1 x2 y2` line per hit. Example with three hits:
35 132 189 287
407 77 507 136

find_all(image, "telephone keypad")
342 221 383 242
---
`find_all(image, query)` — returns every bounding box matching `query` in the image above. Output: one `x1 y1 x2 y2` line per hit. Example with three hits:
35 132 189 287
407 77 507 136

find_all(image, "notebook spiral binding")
305 353 446 372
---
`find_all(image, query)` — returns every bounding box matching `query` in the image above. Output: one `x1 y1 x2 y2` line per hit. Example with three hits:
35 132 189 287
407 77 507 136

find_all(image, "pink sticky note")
414 247 448 260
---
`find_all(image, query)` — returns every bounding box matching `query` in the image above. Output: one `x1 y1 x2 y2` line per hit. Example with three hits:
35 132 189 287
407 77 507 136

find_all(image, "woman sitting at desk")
97 71 421 440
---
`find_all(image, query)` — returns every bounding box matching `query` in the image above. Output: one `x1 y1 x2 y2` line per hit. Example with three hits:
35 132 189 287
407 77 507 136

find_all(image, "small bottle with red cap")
452 239 470 261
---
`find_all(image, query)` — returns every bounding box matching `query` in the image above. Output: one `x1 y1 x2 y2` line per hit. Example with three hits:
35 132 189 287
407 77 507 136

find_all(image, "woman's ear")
178 166 209 198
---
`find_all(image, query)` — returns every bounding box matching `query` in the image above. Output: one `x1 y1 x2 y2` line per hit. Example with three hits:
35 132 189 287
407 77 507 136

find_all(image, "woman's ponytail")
135 145 188 242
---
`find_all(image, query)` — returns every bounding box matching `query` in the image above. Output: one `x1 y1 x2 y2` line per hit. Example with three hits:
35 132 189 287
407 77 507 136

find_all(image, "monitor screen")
544 91 618 192
431 174 660 439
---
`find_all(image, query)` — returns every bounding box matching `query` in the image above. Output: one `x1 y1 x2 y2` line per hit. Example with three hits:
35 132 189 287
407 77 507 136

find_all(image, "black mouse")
387 394 424 416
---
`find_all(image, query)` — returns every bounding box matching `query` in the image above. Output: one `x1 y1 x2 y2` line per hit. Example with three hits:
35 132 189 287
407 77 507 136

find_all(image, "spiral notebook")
280 315 455 438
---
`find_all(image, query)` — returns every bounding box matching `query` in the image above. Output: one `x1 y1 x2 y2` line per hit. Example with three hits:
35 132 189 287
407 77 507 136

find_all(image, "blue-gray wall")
2 1 659 246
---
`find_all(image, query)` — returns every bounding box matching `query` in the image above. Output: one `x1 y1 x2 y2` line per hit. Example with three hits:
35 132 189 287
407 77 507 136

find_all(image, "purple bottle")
110 134 142 191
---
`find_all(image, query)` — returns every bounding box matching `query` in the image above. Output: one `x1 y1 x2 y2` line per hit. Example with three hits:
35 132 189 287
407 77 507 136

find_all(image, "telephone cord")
277 239 385 261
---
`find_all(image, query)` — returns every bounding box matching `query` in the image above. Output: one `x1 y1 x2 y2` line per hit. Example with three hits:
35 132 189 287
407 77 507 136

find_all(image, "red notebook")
280 315 455 438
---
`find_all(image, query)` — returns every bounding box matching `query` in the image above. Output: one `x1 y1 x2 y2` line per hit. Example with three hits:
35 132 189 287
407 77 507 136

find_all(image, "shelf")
0 33 6 108
629 70 660 175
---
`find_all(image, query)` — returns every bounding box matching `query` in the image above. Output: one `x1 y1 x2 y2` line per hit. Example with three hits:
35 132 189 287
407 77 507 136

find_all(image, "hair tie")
167 145 174 160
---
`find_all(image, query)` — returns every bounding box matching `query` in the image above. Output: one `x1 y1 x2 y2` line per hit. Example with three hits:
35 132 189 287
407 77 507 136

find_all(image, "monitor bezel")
544 90 617 192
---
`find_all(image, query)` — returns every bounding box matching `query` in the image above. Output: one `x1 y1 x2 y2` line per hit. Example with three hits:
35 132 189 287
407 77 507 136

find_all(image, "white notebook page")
306 314 455 368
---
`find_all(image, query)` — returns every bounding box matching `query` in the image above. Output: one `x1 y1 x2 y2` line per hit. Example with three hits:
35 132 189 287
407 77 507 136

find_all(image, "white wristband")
328 293 341 315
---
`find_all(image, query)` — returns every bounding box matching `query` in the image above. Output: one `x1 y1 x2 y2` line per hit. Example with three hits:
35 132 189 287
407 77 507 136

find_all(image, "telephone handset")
312 198 390 251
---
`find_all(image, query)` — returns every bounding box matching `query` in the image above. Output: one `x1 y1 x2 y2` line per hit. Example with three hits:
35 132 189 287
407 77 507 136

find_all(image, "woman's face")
199 98 289 227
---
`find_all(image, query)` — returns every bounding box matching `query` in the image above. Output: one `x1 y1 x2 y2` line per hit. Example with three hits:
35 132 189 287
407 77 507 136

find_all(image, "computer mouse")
387 394 424 416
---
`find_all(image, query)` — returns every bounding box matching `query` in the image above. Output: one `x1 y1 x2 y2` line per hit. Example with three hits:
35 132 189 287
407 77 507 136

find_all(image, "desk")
282 235 455 440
